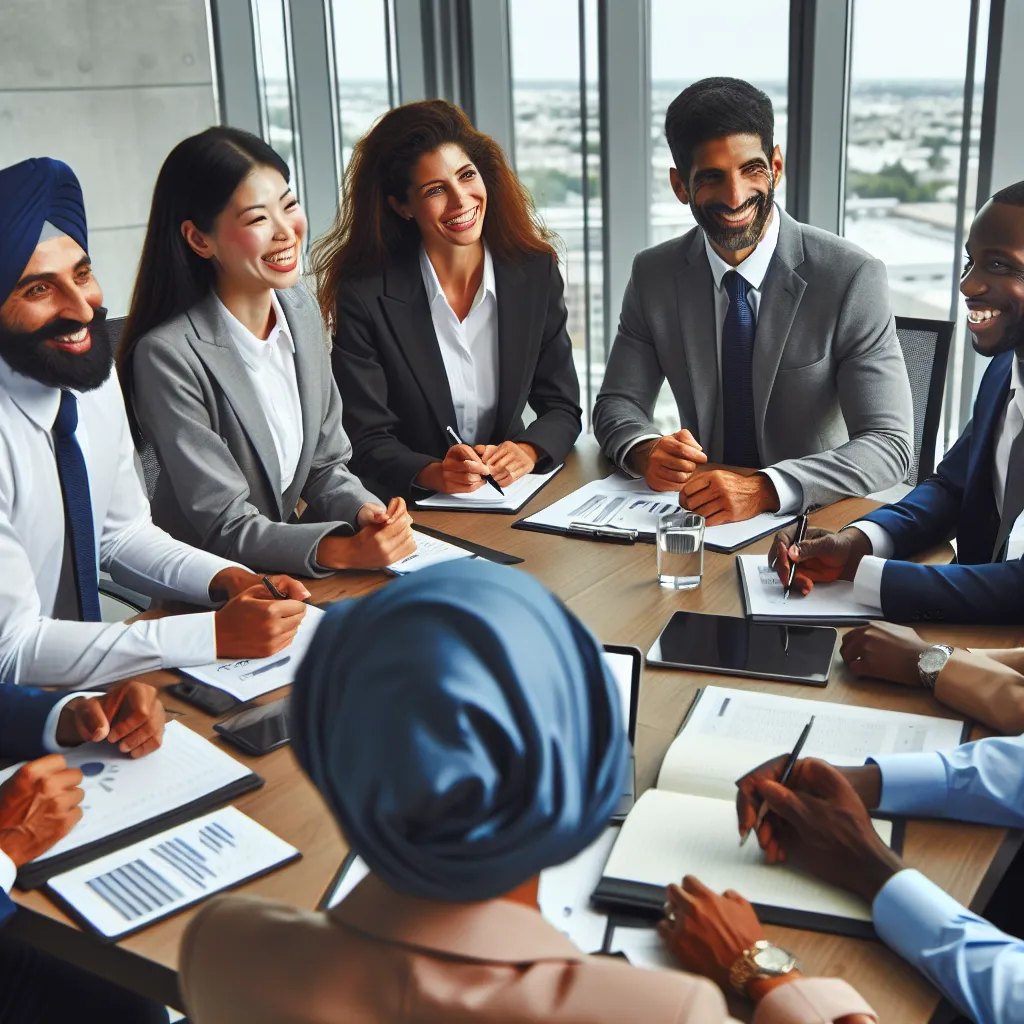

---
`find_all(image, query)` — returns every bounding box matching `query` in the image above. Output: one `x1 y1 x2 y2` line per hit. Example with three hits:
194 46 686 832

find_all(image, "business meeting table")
9 438 1022 1021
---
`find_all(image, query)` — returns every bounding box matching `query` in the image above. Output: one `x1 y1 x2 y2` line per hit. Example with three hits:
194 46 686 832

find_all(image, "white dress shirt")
622 207 801 512
851 356 1024 607
0 357 242 687
214 291 304 493
419 243 499 445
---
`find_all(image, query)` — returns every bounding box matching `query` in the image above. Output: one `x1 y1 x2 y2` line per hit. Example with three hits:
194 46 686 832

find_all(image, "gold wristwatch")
728 940 799 996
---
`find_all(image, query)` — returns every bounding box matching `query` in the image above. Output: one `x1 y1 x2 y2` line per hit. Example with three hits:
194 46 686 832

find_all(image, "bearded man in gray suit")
594 77 913 525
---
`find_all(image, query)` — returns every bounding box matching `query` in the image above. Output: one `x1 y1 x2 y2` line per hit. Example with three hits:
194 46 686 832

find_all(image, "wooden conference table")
9 438 1023 1020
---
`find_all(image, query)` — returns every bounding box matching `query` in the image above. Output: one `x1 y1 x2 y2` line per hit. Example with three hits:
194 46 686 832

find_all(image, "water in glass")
656 511 705 589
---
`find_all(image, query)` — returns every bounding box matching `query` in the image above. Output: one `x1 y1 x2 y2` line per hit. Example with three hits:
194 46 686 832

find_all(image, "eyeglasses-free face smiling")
181 165 307 292
389 143 488 253
961 199 1024 359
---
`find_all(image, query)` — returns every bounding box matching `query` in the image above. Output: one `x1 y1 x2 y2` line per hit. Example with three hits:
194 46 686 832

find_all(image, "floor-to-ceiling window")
253 0 300 181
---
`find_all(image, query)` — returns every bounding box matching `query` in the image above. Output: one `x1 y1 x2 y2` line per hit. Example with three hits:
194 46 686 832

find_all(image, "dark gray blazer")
332 250 583 501
593 209 914 509
131 284 379 577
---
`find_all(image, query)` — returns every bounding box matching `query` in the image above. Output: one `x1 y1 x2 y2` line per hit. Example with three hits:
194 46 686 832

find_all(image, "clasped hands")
633 430 779 525
0 679 166 868
416 441 539 494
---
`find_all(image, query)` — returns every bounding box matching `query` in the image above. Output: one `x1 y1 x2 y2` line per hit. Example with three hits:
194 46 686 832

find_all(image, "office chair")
98 316 152 617
894 316 954 487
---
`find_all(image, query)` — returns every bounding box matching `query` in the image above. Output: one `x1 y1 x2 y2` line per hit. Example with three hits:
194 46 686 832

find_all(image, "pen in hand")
446 424 504 496
783 513 810 602
740 715 815 847
262 575 286 600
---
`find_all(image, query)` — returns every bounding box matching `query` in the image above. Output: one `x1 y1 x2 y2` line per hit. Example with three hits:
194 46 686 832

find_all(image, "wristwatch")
918 644 954 690
729 940 799 996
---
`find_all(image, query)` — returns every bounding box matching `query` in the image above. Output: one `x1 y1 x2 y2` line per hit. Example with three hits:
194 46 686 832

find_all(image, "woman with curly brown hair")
311 100 582 502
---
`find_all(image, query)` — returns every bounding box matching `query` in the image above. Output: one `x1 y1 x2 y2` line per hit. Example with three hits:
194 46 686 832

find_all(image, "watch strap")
919 644 955 690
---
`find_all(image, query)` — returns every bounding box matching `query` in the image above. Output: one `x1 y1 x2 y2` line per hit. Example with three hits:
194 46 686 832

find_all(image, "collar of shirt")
213 290 295 371
418 242 496 318
1012 354 1024 407
703 203 781 293
0 354 65 433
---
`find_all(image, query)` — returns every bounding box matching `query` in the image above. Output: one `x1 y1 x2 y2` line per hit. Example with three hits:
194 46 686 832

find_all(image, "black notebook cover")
16 773 264 890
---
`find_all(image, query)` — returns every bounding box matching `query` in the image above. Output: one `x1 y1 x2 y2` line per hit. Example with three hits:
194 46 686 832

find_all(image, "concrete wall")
0 0 218 316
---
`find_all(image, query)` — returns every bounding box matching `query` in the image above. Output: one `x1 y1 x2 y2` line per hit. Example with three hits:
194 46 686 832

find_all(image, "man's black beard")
970 318 1024 360
691 179 775 252
0 307 114 392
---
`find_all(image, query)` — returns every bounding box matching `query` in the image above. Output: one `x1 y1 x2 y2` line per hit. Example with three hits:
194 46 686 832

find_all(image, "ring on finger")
662 900 676 924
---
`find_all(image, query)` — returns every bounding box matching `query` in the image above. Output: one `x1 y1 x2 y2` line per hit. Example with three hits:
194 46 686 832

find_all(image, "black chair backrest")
106 315 161 501
894 316 954 487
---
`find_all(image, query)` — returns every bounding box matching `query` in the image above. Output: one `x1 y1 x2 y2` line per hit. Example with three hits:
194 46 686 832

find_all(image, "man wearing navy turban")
0 156 315 691
179 560 875 1024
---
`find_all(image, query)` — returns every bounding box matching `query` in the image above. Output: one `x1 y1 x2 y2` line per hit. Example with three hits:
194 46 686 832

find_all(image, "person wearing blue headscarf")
180 560 875 1024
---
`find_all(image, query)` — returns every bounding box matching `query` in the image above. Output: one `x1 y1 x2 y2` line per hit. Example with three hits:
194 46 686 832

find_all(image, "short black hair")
664 77 775 181
991 180 1024 207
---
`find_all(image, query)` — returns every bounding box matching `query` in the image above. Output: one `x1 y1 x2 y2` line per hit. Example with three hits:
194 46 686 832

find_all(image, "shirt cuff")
873 868 970 961
761 468 803 514
155 611 218 669
852 555 887 609
848 520 895 559
42 691 105 753
619 434 662 478
870 751 949 816
183 552 251 608
0 852 15 895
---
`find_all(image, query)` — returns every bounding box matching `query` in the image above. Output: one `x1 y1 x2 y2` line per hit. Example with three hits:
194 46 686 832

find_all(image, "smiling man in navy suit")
0 680 168 1022
771 181 1024 625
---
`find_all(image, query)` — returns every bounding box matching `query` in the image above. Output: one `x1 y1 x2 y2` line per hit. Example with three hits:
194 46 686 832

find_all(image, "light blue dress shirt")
870 735 1024 1023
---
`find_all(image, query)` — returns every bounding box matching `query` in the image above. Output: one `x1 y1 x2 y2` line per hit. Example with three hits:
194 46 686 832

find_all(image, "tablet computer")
646 612 837 687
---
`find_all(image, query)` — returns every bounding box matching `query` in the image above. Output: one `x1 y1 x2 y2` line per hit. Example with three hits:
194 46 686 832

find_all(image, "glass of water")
656 511 705 589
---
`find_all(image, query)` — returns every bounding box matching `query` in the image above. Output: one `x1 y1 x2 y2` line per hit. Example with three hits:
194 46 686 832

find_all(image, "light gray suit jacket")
593 209 914 509
130 284 379 577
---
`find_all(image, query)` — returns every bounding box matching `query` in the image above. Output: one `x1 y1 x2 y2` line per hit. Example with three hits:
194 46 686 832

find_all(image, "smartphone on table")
214 697 291 756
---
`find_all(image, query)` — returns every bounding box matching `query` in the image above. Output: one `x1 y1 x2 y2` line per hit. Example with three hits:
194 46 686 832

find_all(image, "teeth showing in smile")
54 327 88 343
968 309 1001 323
262 246 295 265
444 208 477 227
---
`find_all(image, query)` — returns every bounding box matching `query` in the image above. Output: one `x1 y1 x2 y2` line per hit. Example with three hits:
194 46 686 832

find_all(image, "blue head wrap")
0 158 88 302
292 560 627 902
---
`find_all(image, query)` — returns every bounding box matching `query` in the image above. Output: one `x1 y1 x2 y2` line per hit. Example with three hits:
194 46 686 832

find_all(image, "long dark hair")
310 99 556 329
118 126 290 441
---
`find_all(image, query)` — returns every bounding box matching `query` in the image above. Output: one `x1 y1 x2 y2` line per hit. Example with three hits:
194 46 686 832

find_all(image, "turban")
0 158 88 302
293 560 627 902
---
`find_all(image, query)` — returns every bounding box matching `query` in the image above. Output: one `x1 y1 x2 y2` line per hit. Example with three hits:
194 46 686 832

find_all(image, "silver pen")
238 655 291 681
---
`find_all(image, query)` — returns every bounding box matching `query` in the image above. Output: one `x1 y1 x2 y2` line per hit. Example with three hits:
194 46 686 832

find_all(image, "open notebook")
738 555 882 624
593 686 967 938
413 465 563 514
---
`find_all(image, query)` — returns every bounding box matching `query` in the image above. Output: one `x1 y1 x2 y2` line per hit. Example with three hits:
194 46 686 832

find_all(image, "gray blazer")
593 209 914 509
131 284 379 577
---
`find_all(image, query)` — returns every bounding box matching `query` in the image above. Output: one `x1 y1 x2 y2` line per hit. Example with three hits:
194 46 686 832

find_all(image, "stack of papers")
516 474 795 552
49 806 299 940
387 532 475 575
414 465 562 513
737 555 882 623
182 605 325 701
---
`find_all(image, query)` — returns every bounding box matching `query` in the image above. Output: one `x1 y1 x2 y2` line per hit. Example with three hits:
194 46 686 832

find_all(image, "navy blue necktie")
721 270 761 468
53 390 101 622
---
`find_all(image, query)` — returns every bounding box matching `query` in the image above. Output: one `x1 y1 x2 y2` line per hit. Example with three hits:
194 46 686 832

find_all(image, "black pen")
445 424 504 496
740 715 815 847
783 513 809 602
262 575 286 600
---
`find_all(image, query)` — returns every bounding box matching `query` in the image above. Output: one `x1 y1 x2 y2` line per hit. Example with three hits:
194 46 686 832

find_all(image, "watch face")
920 649 947 674
753 945 795 973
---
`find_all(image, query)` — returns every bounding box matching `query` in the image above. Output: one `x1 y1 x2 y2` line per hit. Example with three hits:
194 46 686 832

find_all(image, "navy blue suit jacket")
0 686 66 924
860 352 1018 623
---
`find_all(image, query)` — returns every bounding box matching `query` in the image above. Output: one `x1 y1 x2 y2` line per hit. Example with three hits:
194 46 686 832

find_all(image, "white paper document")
414 465 562 512
609 924 677 971
659 685 966 798
182 605 325 700
0 722 252 863
538 826 617 953
48 806 298 939
518 475 794 551
737 555 882 622
604 789 890 924
387 532 475 575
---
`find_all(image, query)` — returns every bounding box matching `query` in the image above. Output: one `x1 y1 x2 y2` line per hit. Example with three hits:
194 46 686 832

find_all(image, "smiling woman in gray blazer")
117 128 417 578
